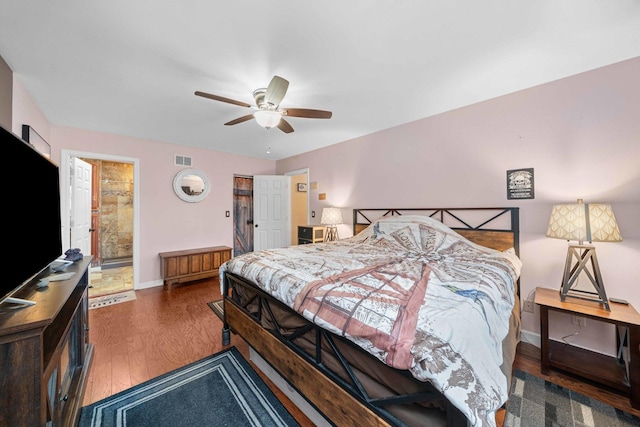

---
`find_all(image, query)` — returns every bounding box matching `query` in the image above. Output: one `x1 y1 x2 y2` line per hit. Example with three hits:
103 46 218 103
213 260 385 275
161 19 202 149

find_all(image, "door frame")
232 168 309 254
60 150 140 290
285 167 310 225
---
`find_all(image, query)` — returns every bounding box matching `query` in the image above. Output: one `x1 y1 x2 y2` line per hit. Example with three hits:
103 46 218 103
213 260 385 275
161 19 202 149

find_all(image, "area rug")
88 290 136 310
207 299 224 321
505 369 640 426
78 346 299 427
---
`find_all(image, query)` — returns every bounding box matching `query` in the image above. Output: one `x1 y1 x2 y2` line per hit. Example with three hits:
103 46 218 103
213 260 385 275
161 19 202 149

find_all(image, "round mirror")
173 168 211 202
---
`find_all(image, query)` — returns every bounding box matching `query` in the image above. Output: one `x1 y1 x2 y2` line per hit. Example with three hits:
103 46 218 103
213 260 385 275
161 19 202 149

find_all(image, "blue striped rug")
505 369 640 426
79 347 299 427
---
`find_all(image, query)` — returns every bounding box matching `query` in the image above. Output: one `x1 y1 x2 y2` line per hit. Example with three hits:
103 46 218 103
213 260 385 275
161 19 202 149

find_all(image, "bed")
220 208 522 427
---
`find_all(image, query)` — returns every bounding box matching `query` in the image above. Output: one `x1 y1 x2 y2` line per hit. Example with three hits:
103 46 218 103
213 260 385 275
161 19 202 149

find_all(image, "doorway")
60 150 140 297
81 159 134 267
286 168 309 246
232 169 308 256
233 175 253 257
85 159 134 296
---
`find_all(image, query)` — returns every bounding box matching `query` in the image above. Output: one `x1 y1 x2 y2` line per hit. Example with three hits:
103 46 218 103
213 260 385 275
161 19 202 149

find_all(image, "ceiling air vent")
174 155 192 166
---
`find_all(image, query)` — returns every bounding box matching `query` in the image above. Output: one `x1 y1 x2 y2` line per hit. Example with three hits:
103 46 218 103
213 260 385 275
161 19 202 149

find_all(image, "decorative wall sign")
507 168 534 199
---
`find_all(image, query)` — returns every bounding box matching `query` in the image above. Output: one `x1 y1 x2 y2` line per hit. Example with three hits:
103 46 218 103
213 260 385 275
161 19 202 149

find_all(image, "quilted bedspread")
220 215 522 427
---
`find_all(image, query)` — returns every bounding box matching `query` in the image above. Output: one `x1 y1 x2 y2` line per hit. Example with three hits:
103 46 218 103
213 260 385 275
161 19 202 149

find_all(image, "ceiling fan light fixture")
254 110 282 129
196 75 331 134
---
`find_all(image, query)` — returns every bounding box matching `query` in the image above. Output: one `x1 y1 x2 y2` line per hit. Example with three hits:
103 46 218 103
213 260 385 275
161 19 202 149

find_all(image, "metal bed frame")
221 207 520 427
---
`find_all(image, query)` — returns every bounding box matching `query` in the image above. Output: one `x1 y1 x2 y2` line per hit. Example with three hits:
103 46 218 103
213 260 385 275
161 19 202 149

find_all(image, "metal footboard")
221 271 469 427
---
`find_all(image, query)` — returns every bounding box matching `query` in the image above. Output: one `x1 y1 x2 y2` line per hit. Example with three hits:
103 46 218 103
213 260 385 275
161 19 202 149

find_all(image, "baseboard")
520 329 541 348
249 347 331 427
135 279 163 290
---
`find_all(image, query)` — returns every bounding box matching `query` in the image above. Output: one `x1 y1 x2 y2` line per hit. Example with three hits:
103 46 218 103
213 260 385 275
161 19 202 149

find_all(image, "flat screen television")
0 124 63 307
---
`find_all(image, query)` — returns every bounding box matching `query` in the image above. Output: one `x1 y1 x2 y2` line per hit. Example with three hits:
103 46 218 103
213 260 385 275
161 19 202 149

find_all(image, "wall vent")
174 155 192 166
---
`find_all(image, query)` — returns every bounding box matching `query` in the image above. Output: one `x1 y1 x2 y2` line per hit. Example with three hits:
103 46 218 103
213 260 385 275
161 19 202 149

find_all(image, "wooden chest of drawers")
159 246 232 289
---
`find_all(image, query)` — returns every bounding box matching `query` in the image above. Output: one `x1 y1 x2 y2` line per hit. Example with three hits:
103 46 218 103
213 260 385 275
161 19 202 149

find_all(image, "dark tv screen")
0 125 62 302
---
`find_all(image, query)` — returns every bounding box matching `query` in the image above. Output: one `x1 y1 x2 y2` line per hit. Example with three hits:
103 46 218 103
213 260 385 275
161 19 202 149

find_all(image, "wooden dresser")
159 246 232 289
0 257 93 427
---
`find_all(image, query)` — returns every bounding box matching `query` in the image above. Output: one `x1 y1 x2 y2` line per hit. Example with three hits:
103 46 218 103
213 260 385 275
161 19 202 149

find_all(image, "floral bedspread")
220 215 522 427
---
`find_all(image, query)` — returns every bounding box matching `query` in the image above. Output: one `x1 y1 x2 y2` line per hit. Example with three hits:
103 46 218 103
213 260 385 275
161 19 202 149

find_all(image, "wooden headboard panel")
353 208 520 255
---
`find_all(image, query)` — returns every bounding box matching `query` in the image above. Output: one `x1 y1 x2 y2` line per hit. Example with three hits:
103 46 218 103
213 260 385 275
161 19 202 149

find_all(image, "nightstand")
535 287 640 409
298 225 324 245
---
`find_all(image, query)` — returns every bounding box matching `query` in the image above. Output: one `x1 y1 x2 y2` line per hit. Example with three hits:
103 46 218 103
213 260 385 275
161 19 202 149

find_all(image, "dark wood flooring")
83 278 316 425
83 279 639 426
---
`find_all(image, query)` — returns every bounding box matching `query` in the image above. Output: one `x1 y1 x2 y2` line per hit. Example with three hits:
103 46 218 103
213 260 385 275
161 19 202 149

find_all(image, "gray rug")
207 299 224 321
505 369 640 426
79 347 299 427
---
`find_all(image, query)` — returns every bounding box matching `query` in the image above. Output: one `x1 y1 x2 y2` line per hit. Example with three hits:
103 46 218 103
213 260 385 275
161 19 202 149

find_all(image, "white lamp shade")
320 207 343 226
546 200 622 243
253 110 282 129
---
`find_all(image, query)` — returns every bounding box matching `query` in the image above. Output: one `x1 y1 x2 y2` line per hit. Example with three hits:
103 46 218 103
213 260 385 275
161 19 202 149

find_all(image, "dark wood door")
233 176 253 256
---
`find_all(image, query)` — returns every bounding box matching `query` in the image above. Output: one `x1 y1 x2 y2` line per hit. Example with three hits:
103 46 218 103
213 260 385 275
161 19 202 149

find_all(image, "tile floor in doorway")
89 266 133 298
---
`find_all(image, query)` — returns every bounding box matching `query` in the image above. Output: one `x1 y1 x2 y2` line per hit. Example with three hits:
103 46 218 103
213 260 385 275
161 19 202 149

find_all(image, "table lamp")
546 199 622 310
321 207 343 242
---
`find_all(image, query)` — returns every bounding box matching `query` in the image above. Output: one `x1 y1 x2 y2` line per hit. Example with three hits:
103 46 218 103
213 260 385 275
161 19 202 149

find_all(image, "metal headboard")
353 207 520 296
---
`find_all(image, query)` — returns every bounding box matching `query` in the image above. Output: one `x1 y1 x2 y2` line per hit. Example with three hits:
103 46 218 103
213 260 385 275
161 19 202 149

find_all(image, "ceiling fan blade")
224 114 255 126
264 76 289 106
283 108 332 119
277 118 294 134
195 91 252 108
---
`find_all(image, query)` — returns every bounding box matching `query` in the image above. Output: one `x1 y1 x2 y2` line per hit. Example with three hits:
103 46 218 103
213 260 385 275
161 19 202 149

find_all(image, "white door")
253 175 290 251
70 157 92 257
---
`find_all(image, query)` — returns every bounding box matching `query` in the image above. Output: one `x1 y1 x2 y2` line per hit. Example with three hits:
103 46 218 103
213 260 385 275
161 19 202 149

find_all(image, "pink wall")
49 126 275 286
277 57 640 353
0 55 11 129
12 78 51 141
9 55 639 354
10 73 275 287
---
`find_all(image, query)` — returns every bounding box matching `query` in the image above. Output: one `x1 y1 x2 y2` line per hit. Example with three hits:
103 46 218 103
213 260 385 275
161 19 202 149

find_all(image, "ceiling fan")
195 75 332 134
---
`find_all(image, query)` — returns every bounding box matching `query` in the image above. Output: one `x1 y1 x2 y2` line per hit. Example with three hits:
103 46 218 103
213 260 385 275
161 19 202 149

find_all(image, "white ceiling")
1 1 639 160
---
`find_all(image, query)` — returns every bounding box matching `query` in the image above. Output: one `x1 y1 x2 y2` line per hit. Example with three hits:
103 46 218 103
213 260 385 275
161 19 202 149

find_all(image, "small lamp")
321 207 343 242
546 199 622 310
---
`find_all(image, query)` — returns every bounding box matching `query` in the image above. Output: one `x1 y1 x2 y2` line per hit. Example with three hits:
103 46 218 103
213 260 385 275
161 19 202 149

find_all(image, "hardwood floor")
83 278 315 426
509 341 640 419
83 278 639 426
